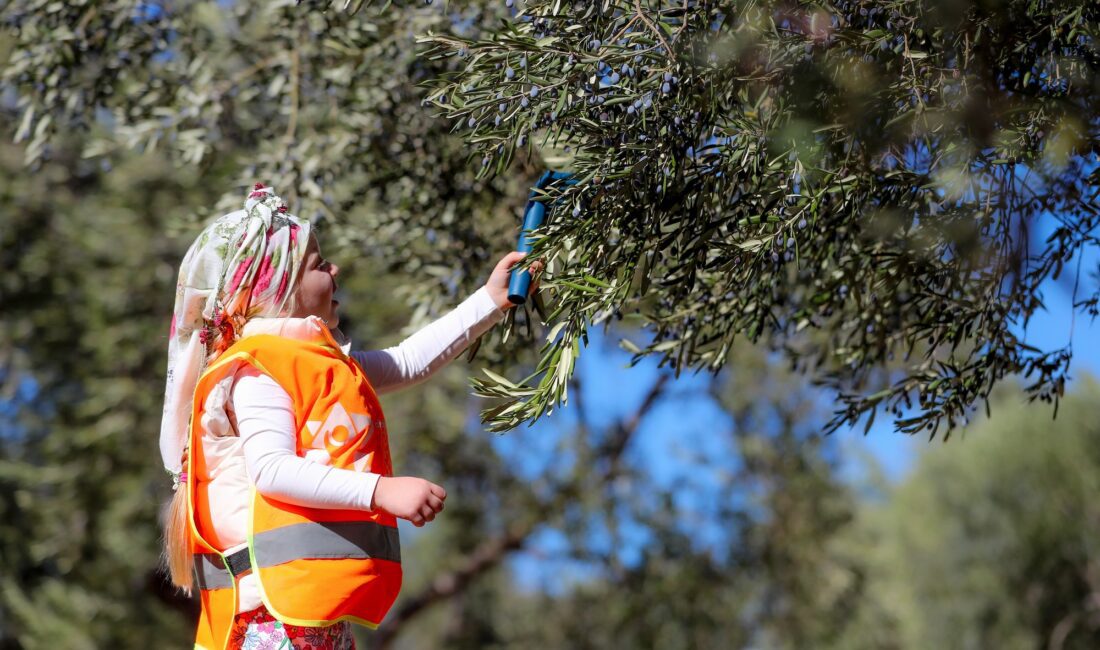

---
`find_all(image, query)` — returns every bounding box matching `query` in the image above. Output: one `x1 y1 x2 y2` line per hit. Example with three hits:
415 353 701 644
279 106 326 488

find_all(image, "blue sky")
483 239 1099 591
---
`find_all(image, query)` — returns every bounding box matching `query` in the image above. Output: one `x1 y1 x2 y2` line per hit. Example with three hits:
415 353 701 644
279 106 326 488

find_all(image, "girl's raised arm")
351 252 540 394
351 285 505 394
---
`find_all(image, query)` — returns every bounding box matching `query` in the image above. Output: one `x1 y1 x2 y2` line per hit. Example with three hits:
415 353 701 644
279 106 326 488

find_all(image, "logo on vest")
304 403 375 472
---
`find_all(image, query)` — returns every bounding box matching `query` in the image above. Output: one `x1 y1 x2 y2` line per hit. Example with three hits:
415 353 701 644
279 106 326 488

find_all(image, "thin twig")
213 54 288 101
285 32 301 144
634 0 673 56
75 5 98 35
608 14 640 45
675 0 690 40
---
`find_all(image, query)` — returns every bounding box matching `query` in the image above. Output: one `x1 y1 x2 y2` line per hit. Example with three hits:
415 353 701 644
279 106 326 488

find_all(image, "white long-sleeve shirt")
201 286 505 611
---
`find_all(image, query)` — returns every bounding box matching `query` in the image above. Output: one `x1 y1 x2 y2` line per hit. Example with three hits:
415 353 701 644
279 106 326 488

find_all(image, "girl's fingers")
430 484 447 500
499 251 525 270
428 496 445 513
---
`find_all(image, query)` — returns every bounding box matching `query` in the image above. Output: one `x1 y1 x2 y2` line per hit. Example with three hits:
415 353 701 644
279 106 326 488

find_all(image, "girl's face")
292 234 341 328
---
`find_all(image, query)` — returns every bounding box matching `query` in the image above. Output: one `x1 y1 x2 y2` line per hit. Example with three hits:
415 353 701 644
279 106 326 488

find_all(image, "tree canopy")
419 0 1100 436
3 0 1097 438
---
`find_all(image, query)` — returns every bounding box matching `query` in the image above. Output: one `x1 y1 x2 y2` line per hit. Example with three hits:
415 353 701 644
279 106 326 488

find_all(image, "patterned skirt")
229 605 356 650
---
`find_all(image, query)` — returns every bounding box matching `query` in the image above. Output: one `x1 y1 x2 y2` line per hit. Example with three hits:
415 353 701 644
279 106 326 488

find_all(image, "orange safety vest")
185 333 402 650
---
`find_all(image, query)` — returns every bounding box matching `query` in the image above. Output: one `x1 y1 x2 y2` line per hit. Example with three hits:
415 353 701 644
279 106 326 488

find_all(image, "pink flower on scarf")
274 267 291 302
169 316 177 338
254 254 276 295
227 256 254 296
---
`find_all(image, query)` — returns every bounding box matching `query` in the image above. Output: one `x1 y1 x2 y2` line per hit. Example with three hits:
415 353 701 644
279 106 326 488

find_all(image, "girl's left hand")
485 251 543 311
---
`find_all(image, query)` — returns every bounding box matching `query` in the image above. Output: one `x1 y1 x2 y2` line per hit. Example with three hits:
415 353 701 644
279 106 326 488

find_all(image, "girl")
159 184 540 649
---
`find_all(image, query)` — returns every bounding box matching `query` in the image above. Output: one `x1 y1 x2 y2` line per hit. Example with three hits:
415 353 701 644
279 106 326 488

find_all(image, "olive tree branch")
374 372 671 649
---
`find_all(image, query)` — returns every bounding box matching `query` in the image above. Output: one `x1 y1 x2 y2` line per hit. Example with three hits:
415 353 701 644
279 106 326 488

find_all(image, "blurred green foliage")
2 2 1100 649
0 140 203 649
835 376 1100 650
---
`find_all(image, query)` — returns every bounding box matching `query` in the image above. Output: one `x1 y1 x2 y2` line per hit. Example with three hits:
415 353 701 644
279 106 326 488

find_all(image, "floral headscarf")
159 184 311 476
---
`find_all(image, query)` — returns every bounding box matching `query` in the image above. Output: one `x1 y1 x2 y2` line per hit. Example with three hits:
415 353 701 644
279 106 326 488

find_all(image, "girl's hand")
485 251 543 311
372 476 447 527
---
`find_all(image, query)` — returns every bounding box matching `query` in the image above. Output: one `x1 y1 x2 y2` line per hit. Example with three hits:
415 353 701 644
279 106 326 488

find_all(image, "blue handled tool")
507 170 575 305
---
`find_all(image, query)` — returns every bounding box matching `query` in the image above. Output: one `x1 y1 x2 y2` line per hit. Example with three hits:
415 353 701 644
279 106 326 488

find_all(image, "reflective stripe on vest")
255 520 401 566
194 521 401 592
194 554 234 591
